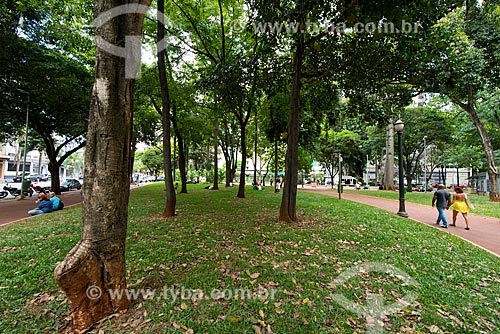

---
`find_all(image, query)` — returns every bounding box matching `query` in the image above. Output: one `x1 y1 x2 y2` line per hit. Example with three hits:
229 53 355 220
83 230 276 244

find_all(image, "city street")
0 190 83 226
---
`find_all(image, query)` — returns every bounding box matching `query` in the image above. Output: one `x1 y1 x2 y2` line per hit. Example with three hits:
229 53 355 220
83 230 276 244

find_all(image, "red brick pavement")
301 187 500 257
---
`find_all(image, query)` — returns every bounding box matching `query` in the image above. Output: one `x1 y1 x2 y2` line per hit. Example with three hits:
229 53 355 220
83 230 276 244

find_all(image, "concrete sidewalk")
301 188 500 257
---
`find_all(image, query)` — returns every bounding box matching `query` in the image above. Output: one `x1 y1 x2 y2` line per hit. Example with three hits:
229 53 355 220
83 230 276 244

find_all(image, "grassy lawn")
344 188 500 218
1 183 499 333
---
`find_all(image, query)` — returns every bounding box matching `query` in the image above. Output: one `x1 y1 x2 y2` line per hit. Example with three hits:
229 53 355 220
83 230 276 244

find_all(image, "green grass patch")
344 188 499 218
1 183 499 333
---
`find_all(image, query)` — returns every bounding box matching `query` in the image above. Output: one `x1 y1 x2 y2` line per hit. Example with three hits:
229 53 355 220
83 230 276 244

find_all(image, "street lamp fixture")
395 119 408 218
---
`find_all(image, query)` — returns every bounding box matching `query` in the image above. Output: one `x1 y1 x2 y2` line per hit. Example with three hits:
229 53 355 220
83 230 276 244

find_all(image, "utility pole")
17 89 30 200
423 136 427 191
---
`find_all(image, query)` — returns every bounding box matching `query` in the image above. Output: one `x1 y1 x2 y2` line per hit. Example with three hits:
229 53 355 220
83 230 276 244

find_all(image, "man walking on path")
432 184 451 228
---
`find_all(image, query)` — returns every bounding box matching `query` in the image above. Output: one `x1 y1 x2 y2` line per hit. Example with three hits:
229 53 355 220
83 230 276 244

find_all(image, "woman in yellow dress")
449 187 471 230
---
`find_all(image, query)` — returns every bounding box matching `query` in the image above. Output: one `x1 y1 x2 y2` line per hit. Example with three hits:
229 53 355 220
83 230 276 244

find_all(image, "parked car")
29 174 49 182
60 178 82 192
12 173 30 182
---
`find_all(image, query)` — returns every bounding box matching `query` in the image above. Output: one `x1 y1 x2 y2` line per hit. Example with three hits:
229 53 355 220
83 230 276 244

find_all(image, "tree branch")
56 140 86 166
55 131 86 156
171 0 218 63
448 94 468 111
149 95 162 116
218 0 226 63
165 27 216 61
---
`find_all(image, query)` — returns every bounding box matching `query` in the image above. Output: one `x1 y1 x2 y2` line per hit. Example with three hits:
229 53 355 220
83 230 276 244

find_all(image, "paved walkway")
301 187 500 257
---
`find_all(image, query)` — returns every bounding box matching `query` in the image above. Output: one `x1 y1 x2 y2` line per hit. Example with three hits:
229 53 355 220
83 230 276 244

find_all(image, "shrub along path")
302 187 500 257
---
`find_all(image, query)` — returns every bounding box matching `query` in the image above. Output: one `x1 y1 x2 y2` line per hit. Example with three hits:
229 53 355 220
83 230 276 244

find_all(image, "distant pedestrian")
432 184 451 228
275 178 280 193
449 187 472 230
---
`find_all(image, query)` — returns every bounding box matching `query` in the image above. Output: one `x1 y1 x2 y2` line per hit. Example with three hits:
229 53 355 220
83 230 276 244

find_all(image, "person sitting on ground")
47 191 64 211
28 193 54 215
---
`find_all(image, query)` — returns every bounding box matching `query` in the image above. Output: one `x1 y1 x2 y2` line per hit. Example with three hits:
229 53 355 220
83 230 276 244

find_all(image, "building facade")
0 142 50 181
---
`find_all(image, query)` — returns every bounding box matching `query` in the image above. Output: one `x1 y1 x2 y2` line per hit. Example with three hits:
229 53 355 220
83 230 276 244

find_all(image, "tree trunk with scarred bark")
383 119 395 191
54 0 151 331
237 116 247 198
172 104 187 193
157 0 176 216
279 32 303 223
213 119 219 190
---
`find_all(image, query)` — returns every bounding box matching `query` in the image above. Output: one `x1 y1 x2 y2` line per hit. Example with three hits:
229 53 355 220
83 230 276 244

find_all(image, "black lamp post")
17 89 30 200
395 119 408 218
423 136 427 191
338 153 343 200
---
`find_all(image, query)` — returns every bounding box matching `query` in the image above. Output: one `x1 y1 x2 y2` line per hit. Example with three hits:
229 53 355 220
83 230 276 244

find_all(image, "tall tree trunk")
225 162 232 187
129 108 135 182
13 142 19 176
271 107 279 193
158 0 176 216
172 134 176 180
253 110 258 185
43 137 62 194
54 0 150 331
38 150 43 174
279 32 303 223
383 119 395 190
213 119 219 190
450 88 500 201
231 154 237 185
48 160 61 194
171 104 187 193
222 146 231 187
220 121 234 187
274 135 278 193
405 159 413 193
237 118 247 198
